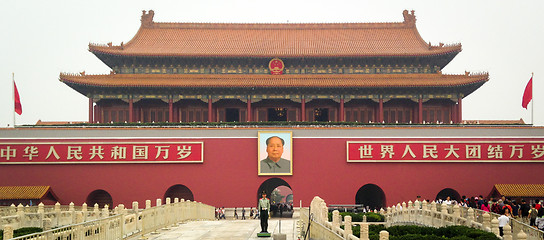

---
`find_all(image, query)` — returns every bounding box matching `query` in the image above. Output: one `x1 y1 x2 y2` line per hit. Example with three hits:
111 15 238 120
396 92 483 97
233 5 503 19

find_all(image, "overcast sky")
1 0 543 126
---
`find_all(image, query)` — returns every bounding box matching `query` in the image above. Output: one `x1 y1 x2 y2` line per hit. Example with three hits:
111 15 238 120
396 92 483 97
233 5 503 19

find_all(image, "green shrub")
328 211 385 222
0 227 43 240
365 225 498 240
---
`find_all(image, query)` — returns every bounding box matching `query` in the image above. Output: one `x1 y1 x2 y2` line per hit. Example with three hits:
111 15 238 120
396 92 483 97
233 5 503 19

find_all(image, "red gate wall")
1 133 542 208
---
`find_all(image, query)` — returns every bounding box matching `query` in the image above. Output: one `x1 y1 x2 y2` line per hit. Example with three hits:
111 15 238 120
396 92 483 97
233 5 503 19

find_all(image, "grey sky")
1 0 543 126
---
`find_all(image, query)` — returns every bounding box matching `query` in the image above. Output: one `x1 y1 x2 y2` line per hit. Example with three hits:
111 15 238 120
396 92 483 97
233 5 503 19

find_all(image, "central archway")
257 178 293 218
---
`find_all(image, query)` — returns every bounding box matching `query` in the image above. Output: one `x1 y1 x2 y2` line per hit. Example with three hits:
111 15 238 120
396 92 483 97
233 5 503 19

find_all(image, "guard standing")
258 191 271 233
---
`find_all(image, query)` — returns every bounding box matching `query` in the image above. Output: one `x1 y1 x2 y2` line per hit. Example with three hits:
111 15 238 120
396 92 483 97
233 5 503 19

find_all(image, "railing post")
440 203 448 227
118 204 126 237
156 198 162 231
37 202 45 228
379 230 389 240
332 210 340 229
402 202 408 222
133 201 140 232
452 204 460 218
74 212 84 240
360 223 369 240
3 225 13 240
102 205 109 218
466 208 474 227
344 215 352 239
517 230 527 240
165 198 171 228
54 202 61 226
386 207 392 227
82 202 88 222
503 223 512 240
482 212 491 231
69 202 75 224
421 200 428 225
407 201 413 222
93 203 100 220
491 218 500 238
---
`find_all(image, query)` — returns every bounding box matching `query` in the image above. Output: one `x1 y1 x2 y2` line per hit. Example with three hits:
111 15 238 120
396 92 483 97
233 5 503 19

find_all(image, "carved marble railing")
2 197 215 240
300 197 541 240
386 200 542 240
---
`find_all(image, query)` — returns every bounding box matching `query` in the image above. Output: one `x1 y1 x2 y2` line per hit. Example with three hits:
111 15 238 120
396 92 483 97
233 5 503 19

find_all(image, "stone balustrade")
386 200 543 240
2 197 215 240
300 196 541 240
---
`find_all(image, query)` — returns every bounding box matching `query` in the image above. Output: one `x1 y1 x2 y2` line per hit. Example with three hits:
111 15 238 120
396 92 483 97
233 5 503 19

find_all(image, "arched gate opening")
257 178 293 218
435 188 461 202
164 184 194 202
86 189 113 209
355 184 386 210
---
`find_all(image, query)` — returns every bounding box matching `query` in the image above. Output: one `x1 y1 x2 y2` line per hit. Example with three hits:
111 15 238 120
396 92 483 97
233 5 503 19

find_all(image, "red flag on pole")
14 81 22 115
522 77 533 109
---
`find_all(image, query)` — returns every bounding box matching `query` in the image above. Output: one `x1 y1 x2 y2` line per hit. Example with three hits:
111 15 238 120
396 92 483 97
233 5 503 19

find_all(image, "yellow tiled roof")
88 10 461 58
59 72 489 88
493 184 544 197
0 186 51 200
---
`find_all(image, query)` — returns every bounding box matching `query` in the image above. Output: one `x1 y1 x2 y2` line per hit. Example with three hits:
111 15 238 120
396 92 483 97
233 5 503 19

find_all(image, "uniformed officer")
258 191 271 233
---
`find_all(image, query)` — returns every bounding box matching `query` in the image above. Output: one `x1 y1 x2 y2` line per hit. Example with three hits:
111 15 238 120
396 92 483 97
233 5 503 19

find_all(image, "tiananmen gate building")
1 10 543 211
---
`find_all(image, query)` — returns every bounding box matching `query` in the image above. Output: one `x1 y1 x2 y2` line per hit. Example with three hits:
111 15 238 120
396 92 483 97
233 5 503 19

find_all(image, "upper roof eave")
87 10 462 59
59 72 489 89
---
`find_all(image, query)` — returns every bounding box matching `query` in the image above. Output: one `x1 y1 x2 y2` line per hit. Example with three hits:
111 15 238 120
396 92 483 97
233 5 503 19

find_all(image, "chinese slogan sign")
0 140 203 164
347 139 544 162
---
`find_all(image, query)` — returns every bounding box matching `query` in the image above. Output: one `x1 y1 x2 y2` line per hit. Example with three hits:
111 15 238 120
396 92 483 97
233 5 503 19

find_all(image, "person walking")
498 208 511 237
258 191 271 233
241 207 246 220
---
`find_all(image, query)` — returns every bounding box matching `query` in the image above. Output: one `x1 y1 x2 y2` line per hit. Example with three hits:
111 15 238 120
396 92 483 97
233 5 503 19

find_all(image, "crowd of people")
215 207 258 220
214 202 293 220
436 195 544 236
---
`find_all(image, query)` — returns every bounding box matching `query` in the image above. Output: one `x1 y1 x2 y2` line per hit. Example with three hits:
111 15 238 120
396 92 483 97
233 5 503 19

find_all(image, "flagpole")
532 72 534 125
12 73 16 128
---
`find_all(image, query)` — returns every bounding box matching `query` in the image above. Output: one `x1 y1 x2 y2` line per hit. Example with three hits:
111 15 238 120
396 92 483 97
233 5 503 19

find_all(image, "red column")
93 105 98 123
339 98 345 122
301 98 306 121
89 97 94 124
418 99 423 124
378 98 384 123
129 99 134 123
208 98 213 122
168 99 173 122
457 97 463 123
247 98 252 122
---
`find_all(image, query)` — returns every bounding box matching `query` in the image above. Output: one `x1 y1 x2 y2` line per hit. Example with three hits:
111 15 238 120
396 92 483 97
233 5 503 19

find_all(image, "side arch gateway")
164 184 194 202
86 189 113 209
355 184 386 210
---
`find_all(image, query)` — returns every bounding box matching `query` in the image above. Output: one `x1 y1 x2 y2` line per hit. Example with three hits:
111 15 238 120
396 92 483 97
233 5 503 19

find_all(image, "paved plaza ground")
135 218 299 240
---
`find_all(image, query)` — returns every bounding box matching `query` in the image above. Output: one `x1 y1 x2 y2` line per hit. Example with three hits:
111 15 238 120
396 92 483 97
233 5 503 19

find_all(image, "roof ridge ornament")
141 10 155 27
402 10 416 26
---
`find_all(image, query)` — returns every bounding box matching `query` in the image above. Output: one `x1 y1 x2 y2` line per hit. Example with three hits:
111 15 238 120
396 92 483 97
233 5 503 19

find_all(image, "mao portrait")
258 131 292 175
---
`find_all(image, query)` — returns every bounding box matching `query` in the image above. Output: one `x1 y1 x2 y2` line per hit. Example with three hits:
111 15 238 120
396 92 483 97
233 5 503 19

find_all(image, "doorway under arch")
355 184 386 210
435 188 461 202
257 178 293 218
164 184 194 202
86 189 113 209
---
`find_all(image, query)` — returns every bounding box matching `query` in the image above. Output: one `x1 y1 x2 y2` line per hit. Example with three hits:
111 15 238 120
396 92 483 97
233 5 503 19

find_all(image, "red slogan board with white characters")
0 139 203 164
347 138 544 162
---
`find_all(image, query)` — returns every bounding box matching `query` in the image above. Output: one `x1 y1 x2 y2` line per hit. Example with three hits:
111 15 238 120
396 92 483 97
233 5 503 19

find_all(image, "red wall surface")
1 137 542 208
